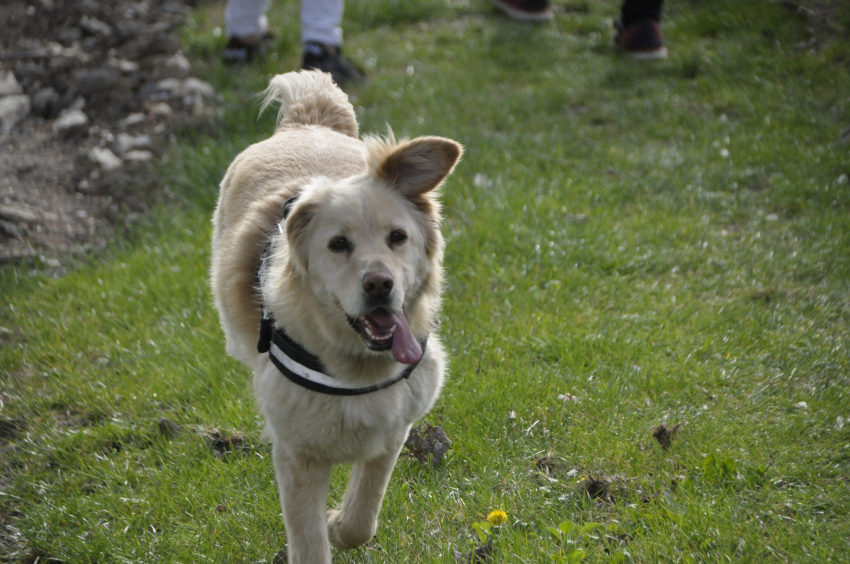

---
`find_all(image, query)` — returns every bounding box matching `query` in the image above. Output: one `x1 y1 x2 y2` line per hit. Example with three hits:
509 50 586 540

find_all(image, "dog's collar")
258 318 427 396
256 205 427 396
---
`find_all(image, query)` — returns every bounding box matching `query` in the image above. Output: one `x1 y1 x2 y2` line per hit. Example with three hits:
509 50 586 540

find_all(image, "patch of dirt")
201 428 251 458
651 422 681 451
579 475 612 501
404 422 452 468
0 0 220 265
453 542 494 564
157 416 183 439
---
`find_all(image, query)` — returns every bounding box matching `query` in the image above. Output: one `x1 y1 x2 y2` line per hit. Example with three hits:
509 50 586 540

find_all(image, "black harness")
255 196 426 396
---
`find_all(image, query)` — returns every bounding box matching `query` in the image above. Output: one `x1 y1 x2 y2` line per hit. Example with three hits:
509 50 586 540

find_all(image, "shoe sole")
629 46 668 60
488 0 554 22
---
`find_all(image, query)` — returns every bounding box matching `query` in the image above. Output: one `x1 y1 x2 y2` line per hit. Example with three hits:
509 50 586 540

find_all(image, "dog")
210 70 462 563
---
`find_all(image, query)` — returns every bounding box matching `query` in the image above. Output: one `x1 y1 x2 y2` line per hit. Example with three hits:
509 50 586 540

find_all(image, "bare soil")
0 0 217 266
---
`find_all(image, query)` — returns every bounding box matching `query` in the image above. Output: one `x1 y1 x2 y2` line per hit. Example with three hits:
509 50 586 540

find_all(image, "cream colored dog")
210 70 462 563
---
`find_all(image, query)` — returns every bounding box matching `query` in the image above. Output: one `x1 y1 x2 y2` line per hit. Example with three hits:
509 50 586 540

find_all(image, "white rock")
80 15 113 36
149 102 172 116
116 133 151 153
836 416 845 430
794 401 808 410
0 204 38 223
0 95 31 133
0 71 24 96
838 174 848 185
52 109 89 137
68 97 86 112
182 77 215 98
108 57 140 73
123 150 153 162
119 112 146 128
88 147 123 171
164 51 191 75
157 78 182 93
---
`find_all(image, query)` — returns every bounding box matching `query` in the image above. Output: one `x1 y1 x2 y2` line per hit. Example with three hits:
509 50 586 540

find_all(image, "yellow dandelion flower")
487 509 508 526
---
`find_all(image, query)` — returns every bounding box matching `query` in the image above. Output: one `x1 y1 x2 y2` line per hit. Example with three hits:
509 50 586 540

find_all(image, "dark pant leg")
621 0 664 26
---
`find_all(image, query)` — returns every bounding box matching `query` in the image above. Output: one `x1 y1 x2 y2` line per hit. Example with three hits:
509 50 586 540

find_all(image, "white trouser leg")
225 0 270 38
301 0 345 46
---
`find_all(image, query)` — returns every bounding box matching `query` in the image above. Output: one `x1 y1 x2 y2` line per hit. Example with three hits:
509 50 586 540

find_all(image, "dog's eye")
389 230 407 245
328 236 351 252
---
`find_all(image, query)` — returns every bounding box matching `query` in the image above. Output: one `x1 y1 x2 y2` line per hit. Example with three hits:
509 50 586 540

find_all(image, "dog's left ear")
374 136 463 197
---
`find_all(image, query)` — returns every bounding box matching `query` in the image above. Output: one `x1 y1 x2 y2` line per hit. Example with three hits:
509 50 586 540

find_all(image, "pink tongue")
367 310 423 364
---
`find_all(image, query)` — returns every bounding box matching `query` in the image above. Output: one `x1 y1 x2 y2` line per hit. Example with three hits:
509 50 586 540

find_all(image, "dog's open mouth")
348 308 423 365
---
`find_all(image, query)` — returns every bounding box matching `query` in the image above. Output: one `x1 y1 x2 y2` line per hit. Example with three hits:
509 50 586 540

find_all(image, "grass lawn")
2 0 849 562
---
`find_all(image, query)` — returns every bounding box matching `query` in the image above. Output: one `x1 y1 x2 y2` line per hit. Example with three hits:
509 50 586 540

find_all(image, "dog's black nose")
362 271 394 299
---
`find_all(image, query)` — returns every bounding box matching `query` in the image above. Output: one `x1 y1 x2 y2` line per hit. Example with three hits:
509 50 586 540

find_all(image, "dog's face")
284 136 462 364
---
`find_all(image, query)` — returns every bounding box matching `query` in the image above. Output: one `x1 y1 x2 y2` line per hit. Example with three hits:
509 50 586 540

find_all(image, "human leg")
223 0 271 64
300 0 365 87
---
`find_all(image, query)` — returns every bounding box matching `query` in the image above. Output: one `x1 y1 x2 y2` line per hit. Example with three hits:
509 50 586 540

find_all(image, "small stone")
52 109 89 138
794 401 808 410
119 112 146 128
115 132 151 153
75 67 119 97
124 150 153 162
12 63 46 89
0 95 31 133
837 174 848 185
0 204 39 223
766 213 779 221
31 87 60 118
107 57 140 73
148 102 172 116
56 25 81 46
88 147 123 171
80 15 113 37
156 78 182 93
0 220 21 238
182 77 215 98
0 71 24 96
67 97 86 112
163 51 191 77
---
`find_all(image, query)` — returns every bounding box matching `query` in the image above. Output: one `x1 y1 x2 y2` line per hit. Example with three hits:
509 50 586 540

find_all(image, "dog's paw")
327 508 375 549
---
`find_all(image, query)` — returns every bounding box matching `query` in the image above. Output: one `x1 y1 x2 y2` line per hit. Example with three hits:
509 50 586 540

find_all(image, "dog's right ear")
285 198 318 275
368 136 463 198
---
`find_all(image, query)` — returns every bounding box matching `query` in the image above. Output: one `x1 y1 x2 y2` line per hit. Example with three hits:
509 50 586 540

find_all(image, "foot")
222 33 272 65
488 0 553 22
615 17 667 59
302 42 366 88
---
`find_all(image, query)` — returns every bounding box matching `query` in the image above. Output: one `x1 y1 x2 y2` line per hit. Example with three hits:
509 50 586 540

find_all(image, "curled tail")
260 70 358 138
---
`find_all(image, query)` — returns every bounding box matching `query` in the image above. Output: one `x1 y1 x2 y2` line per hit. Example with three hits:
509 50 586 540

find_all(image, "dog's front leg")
327 438 406 549
273 444 333 564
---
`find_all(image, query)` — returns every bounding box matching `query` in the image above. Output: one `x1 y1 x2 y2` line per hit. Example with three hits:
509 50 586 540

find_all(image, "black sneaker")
615 17 667 59
302 42 366 88
222 34 271 65
488 0 553 22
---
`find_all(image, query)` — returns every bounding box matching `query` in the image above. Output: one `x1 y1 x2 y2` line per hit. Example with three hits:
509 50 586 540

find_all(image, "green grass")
2 0 850 562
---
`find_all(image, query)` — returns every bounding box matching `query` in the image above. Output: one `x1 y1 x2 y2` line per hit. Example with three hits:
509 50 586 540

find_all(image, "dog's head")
281 135 462 364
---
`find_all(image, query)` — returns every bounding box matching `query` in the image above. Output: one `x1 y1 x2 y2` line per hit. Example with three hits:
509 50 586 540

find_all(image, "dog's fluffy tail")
260 70 358 138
